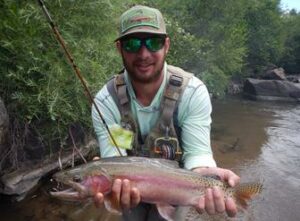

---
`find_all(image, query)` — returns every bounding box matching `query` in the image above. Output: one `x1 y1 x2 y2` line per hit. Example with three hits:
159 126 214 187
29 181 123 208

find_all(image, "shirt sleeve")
178 77 217 169
91 85 127 157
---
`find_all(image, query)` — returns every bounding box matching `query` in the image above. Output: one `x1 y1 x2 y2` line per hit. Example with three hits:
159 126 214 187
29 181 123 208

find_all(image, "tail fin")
233 183 262 208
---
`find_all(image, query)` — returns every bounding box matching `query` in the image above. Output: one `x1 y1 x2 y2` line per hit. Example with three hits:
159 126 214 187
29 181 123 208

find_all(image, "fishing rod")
37 0 123 156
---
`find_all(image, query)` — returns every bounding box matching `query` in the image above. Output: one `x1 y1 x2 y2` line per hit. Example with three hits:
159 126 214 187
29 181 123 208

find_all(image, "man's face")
116 33 170 84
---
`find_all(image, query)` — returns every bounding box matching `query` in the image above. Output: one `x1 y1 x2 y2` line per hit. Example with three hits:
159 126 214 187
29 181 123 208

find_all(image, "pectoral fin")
156 203 176 221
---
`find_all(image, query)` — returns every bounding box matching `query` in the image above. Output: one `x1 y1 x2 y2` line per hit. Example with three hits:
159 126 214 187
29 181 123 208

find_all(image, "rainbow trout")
50 157 262 221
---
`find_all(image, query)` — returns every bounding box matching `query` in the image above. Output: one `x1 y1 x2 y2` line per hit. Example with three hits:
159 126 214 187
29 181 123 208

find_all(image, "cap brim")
115 26 167 41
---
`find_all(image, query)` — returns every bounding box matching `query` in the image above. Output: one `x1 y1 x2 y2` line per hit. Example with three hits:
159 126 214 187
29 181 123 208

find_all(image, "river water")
1 97 300 221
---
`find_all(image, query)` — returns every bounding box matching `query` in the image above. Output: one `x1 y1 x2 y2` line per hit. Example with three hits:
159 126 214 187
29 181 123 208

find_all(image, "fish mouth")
49 178 88 201
50 188 83 201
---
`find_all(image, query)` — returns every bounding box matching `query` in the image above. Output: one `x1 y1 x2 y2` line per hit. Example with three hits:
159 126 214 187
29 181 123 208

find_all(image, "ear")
115 41 122 54
164 37 170 54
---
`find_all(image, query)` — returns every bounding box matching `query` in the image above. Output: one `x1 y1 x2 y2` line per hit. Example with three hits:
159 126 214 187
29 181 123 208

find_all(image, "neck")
131 71 164 106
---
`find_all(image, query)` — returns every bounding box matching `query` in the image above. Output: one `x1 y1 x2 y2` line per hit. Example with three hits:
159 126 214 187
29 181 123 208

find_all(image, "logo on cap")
121 9 159 34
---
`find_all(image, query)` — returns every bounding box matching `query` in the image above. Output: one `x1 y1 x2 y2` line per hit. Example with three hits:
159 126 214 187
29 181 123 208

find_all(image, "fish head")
50 162 112 201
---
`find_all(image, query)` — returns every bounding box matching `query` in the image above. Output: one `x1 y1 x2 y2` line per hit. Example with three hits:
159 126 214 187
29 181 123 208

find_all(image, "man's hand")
93 179 141 211
192 167 240 217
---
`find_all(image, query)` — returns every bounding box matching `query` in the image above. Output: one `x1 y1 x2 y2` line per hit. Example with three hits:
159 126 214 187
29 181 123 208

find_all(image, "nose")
136 44 151 58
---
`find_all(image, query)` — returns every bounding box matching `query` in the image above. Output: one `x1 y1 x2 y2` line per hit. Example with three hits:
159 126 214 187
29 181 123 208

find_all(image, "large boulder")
286 75 300 83
261 67 286 80
243 78 300 101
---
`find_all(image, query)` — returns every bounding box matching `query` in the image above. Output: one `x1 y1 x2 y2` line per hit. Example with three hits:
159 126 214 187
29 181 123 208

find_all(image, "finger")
120 179 131 210
212 186 225 213
130 187 141 208
196 196 205 214
225 197 238 217
226 170 240 187
94 192 104 208
111 179 122 207
205 188 215 215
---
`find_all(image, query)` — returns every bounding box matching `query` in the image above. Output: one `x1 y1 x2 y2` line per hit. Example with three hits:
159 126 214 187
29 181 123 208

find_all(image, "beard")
121 52 166 84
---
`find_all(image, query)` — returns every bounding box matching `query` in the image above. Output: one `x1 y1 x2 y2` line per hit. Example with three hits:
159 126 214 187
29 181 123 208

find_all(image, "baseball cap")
115 5 167 41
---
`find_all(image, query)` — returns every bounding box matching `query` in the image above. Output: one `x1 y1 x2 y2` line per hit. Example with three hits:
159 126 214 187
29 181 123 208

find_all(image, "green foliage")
159 0 248 94
201 68 229 97
0 0 122 149
279 11 300 74
243 0 284 75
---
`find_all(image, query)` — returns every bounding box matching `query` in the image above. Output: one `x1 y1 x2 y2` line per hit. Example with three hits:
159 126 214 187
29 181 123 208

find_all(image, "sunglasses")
121 36 166 53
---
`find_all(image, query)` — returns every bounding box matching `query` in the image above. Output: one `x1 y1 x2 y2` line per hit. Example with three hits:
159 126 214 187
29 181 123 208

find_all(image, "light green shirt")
92 63 216 169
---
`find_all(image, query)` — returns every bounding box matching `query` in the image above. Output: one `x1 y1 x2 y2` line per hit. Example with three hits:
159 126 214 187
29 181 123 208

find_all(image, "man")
92 5 240 221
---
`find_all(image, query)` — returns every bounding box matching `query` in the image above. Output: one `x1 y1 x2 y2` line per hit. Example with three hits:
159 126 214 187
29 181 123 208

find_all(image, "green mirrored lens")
145 38 165 52
121 37 165 53
122 38 141 52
